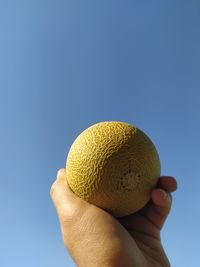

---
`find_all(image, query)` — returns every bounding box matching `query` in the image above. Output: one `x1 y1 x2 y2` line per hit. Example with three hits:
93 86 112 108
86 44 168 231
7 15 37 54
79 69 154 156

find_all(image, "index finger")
50 168 89 221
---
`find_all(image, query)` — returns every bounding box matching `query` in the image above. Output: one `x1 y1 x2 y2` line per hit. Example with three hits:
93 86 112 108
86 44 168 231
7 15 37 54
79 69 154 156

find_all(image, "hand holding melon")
66 121 161 217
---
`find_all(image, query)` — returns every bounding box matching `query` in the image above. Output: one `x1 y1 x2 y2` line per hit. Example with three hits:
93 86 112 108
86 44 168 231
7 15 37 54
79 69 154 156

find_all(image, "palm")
86 176 176 267
118 210 170 266
88 200 169 267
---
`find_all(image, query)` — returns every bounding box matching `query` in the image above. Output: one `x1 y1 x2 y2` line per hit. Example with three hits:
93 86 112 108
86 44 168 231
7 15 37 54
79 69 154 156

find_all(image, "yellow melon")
66 121 160 217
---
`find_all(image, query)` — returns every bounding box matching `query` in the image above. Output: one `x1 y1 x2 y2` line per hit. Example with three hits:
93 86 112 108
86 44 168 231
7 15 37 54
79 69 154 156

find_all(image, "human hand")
50 169 177 267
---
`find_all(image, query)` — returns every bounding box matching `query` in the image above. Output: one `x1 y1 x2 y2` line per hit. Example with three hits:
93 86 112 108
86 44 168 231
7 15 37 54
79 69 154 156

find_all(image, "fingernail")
167 192 172 201
57 168 64 177
162 190 168 198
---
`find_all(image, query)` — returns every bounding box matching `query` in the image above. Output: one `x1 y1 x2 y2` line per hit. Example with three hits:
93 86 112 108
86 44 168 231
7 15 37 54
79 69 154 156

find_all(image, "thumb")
50 168 89 222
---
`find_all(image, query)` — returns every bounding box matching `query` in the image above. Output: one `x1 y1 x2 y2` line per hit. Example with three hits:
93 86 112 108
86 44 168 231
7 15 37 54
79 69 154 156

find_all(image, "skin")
50 169 177 267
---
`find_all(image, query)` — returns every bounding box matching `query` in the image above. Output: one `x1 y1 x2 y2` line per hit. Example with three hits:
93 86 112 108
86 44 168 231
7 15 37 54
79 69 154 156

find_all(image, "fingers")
140 176 177 230
157 176 177 192
151 189 172 218
50 168 89 223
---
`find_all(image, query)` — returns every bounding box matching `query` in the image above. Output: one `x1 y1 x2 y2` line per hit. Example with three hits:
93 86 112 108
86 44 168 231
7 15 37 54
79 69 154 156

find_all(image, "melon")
66 121 161 217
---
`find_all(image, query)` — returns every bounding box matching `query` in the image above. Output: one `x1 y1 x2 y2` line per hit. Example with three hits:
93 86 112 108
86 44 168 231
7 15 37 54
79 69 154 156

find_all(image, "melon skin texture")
66 121 161 217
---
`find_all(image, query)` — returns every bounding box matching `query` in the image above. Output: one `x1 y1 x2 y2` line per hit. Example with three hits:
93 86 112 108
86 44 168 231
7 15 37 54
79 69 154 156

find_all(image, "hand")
50 169 177 267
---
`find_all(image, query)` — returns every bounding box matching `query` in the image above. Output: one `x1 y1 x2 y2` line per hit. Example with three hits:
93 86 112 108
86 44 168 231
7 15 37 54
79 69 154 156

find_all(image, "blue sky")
0 1 199 266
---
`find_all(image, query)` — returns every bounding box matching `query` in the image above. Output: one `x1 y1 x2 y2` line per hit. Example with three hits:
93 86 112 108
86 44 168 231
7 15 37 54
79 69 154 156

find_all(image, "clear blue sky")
0 1 199 266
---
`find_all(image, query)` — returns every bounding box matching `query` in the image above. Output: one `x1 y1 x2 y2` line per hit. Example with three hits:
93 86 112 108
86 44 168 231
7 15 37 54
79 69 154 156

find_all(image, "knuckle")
60 203 90 231
60 206 82 225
